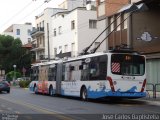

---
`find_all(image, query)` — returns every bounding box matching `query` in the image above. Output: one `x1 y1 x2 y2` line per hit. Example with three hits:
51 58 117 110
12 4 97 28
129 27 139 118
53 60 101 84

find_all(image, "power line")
0 0 33 30
17 2 46 23
1 0 50 32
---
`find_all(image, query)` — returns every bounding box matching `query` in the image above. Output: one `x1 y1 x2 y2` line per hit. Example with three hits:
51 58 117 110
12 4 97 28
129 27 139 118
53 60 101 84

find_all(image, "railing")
146 83 160 99
30 27 44 35
146 83 155 98
155 83 160 98
39 55 55 60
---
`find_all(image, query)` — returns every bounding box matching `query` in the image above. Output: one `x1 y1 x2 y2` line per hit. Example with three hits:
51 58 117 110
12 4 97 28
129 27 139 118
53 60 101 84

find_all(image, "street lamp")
13 65 16 84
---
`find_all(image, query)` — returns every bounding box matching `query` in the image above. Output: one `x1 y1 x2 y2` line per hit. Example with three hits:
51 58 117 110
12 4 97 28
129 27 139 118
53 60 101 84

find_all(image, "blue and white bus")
29 51 146 100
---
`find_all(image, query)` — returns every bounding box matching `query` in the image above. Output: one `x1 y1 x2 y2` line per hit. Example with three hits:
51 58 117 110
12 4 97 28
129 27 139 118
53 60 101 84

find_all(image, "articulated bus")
29 51 146 100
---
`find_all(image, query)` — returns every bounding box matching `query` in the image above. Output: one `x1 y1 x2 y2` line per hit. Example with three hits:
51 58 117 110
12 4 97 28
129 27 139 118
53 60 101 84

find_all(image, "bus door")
109 54 146 92
56 62 63 95
61 61 82 96
39 66 48 94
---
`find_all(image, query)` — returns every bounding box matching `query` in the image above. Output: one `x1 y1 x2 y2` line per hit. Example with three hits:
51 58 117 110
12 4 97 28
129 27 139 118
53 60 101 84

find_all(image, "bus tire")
81 87 88 101
49 86 54 96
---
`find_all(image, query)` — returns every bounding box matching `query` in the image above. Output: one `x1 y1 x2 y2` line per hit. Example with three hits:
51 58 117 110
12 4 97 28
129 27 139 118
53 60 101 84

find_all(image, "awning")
117 3 148 14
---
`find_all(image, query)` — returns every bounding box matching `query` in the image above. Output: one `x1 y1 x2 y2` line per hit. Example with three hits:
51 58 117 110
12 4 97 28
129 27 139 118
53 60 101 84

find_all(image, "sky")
0 0 64 33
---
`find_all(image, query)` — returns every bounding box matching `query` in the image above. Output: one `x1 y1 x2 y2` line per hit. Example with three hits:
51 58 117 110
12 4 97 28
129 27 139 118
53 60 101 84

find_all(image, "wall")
77 9 107 54
132 10 160 53
3 24 32 45
51 8 107 57
59 0 85 11
96 0 130 17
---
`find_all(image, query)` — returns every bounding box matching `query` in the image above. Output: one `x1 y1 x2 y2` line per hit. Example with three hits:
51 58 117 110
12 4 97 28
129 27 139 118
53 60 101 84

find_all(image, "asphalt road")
0 87 160 120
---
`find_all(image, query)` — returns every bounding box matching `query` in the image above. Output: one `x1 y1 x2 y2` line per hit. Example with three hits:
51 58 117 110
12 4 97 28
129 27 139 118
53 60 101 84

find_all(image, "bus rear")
107 53 146 98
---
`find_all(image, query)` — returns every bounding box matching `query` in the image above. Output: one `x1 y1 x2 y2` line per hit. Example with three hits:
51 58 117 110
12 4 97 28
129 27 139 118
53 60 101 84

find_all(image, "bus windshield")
111 54 145 76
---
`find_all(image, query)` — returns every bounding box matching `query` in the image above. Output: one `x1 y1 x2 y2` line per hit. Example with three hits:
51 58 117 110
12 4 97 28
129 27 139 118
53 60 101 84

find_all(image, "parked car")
0 81 10 93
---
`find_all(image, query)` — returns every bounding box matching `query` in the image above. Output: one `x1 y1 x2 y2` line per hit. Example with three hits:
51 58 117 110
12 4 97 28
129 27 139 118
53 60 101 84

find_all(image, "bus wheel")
81 87 88 101
49 86 54 96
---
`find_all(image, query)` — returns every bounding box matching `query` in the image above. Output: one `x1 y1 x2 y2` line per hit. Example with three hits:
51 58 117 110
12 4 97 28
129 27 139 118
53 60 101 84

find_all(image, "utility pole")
47 23 50 61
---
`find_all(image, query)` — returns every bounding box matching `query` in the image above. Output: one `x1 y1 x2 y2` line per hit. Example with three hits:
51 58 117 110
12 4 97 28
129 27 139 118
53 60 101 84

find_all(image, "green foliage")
6 71 22 82
19 80 31 88
0 34 32 76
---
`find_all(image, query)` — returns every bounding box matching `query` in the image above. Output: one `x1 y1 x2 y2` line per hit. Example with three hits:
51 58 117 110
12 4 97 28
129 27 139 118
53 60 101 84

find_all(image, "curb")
139 99 160 106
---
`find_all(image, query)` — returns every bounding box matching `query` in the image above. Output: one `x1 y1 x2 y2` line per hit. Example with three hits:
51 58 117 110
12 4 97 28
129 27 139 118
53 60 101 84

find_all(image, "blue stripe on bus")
87 90 146 98
87 85 146 99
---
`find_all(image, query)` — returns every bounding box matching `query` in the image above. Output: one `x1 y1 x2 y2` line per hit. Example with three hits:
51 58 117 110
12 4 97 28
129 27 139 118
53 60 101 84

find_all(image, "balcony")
39 55 55 60
31 44 45 52
30 27 44 37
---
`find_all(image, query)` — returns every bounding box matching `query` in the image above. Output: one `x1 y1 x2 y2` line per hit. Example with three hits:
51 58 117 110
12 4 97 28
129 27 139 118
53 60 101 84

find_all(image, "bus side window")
89 55 107 80
79 65 83 70
89 62 99 80
70 66 74 71
81 63 89 80
48 67 57 81
62 64 65 81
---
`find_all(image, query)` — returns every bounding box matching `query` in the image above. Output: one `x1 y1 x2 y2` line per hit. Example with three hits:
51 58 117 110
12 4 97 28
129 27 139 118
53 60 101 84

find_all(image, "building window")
100 0 105 2
64 45 68 52
116 15 121 31
100 0 105 3
16 29 20 35
89 20 97 29
71 43 75 56
54 48 57 56
42 21 44 27
40 37 42 44
54 28 56 36
43 36 45 46
28 38 31 43
95 42 100 48
58 26 62 35
123 13 128 29
59 46 62 51
110 17 114 32
71 20 75 30
28 29 31 35
71 43 75 51
17 37 20 40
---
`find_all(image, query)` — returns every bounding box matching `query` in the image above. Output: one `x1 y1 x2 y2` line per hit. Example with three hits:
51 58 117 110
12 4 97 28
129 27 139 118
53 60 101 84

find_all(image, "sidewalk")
139 91 160 106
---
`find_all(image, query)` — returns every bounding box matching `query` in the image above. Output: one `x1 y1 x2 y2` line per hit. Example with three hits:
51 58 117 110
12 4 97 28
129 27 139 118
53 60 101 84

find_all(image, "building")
96 0 160 87
50 5 106 58
30 8 67 62
31 0 90 62
59 0 86 11
96 0 130 50
129 0 160 87
2 23 32 45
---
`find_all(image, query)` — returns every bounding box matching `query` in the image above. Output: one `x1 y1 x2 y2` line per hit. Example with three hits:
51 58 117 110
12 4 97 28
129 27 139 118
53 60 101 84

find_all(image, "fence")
146 83 160 99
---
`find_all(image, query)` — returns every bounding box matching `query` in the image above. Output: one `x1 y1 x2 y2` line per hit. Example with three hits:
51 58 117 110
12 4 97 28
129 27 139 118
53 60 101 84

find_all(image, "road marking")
0 96 74 120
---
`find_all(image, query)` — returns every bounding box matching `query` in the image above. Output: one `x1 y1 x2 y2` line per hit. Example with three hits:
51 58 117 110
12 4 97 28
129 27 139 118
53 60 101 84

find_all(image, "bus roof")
31 51 143 66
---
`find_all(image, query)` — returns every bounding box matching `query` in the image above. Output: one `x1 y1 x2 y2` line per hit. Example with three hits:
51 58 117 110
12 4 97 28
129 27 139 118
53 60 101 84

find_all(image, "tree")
0 35 32 77
6 71 22 82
